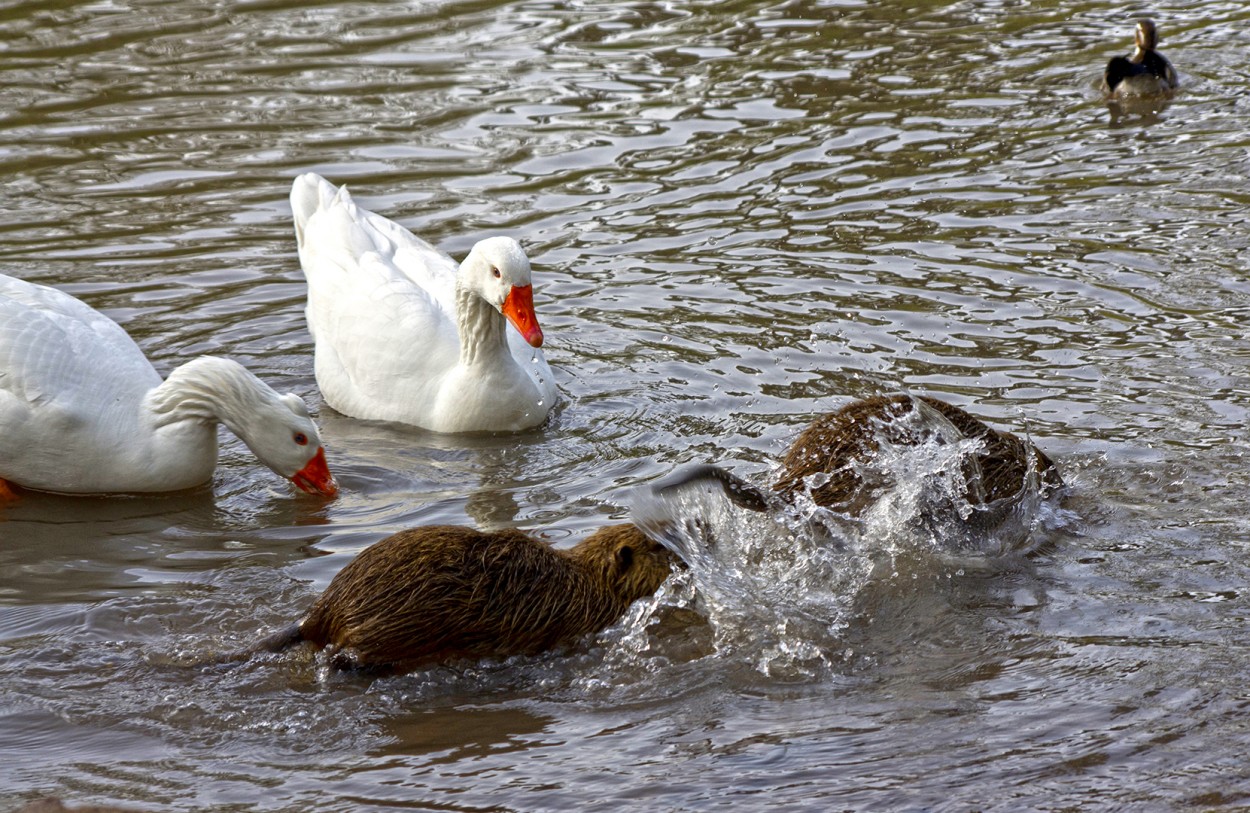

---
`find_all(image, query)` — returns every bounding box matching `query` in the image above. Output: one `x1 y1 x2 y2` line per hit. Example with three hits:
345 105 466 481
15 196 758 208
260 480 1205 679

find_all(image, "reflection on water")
4 0 1250 809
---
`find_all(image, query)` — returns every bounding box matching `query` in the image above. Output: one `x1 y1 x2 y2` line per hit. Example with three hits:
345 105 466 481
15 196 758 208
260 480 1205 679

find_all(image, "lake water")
3 0 1250 810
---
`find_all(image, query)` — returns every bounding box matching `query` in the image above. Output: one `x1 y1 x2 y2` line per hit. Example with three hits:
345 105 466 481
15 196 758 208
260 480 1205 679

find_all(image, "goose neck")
454 282 508 367
145 356 273 435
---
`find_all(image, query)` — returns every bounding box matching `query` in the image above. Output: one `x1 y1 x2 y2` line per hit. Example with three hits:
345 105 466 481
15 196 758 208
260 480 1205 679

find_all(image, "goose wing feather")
0 276 162 483
294 181 462 419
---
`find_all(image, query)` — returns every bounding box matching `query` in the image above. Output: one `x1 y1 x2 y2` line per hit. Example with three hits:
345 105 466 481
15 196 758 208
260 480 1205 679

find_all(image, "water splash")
627 418 1072 680
631 482 866 681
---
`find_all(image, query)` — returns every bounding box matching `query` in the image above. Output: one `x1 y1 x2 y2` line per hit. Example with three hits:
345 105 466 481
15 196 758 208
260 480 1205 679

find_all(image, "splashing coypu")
664 394 1063 522
772 395 1063 514
258 523 676 673
251 402 1057 672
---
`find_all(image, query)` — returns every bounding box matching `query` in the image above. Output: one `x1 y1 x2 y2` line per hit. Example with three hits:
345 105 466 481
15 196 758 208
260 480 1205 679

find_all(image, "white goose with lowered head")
0 273 337 498
290 173 557 434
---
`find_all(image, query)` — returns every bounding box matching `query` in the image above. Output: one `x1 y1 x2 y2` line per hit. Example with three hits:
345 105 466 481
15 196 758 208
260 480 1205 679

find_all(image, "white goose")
0 273 337 498
290 173 557 434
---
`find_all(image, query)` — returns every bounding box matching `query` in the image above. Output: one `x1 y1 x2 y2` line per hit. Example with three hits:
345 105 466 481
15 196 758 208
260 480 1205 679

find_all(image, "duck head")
462 236 545 348
1133 19 1159 57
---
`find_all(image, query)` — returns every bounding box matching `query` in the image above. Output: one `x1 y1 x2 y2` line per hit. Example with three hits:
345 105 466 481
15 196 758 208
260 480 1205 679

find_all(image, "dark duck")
1101 19 1178 98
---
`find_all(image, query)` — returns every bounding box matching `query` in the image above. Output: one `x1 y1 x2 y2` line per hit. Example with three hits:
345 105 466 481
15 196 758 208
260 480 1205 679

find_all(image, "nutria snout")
655 395 1063 519
261 523 674 673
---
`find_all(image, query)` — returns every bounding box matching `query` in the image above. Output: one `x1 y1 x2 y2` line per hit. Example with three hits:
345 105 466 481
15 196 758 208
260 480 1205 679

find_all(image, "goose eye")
491 266 501 279
294 433 309 446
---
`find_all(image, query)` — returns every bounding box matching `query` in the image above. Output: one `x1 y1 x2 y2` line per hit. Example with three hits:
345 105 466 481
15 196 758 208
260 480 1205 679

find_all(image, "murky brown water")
4 0 1250 809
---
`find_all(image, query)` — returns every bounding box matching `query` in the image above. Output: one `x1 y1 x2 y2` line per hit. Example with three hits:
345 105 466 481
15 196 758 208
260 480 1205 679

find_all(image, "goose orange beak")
502 284 544 348
291 447 337 497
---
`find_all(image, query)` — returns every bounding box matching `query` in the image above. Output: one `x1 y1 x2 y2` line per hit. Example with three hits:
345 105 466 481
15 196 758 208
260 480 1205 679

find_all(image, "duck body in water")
1101 19 1178 98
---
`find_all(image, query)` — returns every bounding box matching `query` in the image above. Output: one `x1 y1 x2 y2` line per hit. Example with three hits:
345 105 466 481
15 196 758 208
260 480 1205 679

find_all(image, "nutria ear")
616 544 635 572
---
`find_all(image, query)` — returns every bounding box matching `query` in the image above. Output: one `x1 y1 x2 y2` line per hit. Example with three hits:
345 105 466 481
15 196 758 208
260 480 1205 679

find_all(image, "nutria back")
297 523 673 672
772 395 1062 514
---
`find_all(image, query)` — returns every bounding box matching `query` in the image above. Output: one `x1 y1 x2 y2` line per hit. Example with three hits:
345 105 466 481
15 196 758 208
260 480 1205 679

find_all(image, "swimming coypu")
260 523 675 673
670 395 1063 520
773 394 1063 515
1101 19 1178 98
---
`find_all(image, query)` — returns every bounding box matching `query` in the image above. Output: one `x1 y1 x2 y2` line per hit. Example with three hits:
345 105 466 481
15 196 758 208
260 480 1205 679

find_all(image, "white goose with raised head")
290 173 557 434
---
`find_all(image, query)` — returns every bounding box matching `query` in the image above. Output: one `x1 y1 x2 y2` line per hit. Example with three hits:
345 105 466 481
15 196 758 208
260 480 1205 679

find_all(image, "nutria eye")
294 433 309 446
491 266 501 279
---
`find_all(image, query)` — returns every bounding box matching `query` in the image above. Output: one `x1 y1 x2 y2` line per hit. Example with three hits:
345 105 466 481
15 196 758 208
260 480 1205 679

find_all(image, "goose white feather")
0 273 337 497
290 173 557 433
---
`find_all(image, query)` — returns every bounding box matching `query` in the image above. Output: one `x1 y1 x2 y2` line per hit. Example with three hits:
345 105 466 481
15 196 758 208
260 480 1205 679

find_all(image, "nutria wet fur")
771 395 1063 514
270 523 673 672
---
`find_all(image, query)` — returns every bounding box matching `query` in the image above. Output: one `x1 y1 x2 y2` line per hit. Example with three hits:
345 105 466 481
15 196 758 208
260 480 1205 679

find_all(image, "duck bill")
502 284 544 348
290 447 337 497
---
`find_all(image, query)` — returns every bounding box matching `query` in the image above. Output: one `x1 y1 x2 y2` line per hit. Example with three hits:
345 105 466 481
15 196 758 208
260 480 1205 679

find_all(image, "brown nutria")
261 523 674 673
655 395 1063 519
771 395 1063 515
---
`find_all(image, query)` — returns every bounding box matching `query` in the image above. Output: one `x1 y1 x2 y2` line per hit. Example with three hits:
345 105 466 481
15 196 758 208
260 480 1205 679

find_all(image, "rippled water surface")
4 0 1250 809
